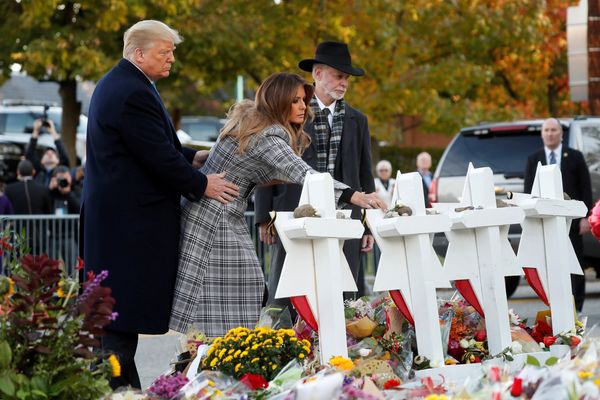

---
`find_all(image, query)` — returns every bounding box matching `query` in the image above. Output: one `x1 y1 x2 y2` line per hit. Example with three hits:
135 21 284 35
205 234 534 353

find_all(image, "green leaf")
526 355 541 366
344 308 355 319
0 341 12 368
545 356 558 366
0 373 15 397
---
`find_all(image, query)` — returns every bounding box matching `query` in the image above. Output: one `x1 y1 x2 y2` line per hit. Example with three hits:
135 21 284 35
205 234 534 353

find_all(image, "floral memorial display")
0 231 119 399
2 163 598 399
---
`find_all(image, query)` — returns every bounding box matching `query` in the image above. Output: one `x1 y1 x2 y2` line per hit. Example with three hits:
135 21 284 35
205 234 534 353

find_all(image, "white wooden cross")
434 164 524 355
366 171 451 366
274 173 364 363
507 163 587 334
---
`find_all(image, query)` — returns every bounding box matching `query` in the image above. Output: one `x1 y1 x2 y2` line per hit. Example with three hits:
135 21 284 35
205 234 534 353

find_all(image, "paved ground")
135 271 600 389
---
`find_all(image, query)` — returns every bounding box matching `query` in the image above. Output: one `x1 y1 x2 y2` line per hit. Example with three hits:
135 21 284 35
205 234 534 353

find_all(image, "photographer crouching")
48 166 80 268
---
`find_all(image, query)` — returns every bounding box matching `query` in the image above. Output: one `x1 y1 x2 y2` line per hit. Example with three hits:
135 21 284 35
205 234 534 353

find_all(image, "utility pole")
589 0 600 114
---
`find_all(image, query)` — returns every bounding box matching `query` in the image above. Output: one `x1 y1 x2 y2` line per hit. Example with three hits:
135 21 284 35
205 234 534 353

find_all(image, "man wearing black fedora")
255 41 376 310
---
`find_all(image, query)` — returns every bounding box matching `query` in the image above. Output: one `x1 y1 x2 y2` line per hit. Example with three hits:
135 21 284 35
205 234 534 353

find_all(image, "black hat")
298 41 364 76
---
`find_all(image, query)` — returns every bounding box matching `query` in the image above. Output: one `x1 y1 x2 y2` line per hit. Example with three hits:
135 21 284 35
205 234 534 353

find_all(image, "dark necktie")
549 151 556 165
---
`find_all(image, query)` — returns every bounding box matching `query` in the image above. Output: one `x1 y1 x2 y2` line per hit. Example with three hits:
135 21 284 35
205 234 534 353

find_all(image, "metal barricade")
0 213 376 284
0 214 80 276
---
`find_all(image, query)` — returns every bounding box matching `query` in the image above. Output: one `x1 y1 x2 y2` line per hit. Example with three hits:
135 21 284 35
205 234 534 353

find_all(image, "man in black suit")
83 20 238 389
5 160 52 256
5 160 52 215
524 118 593 312
255 41 376 311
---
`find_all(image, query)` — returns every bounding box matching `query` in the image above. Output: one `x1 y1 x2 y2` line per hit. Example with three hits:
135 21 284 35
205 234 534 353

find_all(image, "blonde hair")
123 20 182 59
220 72 314 155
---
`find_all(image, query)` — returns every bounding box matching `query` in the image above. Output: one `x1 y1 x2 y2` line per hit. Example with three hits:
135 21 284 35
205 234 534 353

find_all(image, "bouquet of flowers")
0 230 118 399
439 298 487 364
201 327 311 384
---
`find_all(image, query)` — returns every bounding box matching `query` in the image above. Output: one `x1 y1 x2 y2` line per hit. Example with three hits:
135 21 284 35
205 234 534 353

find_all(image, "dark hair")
53 165 70 176
17 160 34 177
220 72 314 155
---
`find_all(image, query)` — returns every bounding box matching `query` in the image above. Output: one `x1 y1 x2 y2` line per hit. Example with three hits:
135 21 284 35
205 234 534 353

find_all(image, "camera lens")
57 178 69 188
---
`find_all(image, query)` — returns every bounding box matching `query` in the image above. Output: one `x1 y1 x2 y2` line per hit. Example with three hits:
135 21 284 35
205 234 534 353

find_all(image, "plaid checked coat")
169 124 348 337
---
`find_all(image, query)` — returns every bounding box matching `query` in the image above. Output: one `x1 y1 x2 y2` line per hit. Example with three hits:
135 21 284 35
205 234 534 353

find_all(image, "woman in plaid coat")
169 72 385 337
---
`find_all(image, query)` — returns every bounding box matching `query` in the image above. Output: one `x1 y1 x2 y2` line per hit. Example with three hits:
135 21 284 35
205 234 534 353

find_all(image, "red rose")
474 330 487 342
510 377 523 397
589 199 600 241
383 379 401 389
536 320 552 336
543 336 556 347
570 336 581 347
239 373 269 390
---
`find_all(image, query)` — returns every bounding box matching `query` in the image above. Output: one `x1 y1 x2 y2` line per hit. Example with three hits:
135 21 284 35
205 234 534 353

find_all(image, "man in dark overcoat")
254 41 376 312
82 20 238 388
524 117 593 313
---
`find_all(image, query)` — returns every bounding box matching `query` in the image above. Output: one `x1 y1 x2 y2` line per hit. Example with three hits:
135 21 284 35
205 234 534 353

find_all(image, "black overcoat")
524 146 593 258
82 59 207 334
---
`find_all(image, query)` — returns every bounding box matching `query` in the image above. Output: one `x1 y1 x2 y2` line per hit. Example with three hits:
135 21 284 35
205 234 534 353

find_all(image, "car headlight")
0 143 22 157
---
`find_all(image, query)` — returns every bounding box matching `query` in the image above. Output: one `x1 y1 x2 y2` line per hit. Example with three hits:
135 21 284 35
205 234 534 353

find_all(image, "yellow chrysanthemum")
424 395 448 400
251 357 260 363
108 354 121 377
223 356 233 362
235 363 242 373
298 353 305 359
210 358 218 367
218 349 227 358
578 371 593 380
329 356 354 371
56 287 66 298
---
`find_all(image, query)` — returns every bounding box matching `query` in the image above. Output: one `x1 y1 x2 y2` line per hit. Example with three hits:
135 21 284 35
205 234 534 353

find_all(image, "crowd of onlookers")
0 118 84 216
373 151 434 208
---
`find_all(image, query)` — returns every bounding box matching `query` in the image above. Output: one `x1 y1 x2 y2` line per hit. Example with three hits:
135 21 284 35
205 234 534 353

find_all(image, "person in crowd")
416 151 433 190
47 166 80 265
5 160 52 256
254 41 376 309
70 165 84 201
0 180 13 215
26 119 70 188
169 72 386 338
416 151 433 206
82 20 239 389
5 160 52 215
374 160 395 207
49 166 80 214
524 117 593 313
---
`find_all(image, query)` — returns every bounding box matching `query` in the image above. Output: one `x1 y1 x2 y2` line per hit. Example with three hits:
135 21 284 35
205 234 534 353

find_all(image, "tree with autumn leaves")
0 0 582 160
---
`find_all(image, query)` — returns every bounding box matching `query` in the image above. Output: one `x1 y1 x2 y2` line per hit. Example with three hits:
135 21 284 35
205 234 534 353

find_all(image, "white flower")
508 309 522 326
511 341 523 354
358 348 371 357
460 339 470 349
581 381 599 398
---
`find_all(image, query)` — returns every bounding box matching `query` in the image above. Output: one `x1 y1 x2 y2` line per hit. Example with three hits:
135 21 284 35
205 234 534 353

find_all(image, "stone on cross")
366 171 451 366
274 173 364 363
434 164 524 355
507 163 587 334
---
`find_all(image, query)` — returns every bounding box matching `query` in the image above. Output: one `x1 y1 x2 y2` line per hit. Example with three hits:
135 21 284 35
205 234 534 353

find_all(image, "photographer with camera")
49 166 80 214
48 165 80 265
26 118 71 188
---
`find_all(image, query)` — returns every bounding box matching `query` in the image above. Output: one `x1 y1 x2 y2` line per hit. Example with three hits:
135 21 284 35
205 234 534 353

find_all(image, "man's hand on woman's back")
204 172 240 204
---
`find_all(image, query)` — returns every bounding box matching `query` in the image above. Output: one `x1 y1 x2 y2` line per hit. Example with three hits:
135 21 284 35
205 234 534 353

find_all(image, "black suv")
430 118 600 296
